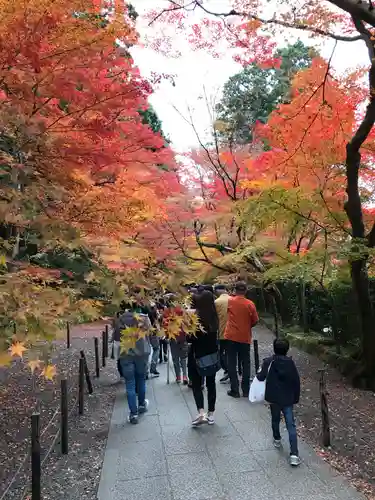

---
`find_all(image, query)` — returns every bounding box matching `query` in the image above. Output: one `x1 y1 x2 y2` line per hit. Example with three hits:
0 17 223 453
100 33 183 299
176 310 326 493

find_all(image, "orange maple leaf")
41 364 57 381
9 342 27 358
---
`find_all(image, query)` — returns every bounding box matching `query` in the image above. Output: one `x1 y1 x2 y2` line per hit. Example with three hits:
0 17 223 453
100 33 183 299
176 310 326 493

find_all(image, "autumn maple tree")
241 57 361 275
147 0 375 387
0 0 177 372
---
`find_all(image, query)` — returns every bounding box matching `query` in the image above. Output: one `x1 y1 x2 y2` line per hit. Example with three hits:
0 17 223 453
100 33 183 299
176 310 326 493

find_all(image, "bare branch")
153 1 364 41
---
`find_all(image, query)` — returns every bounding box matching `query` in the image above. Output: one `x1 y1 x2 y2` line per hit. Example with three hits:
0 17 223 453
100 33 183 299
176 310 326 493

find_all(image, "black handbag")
195 352 221 377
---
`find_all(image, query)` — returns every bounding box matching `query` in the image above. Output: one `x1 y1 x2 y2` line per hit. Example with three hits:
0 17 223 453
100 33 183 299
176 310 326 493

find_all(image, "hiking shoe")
227 390 240 398
290 455 301 467
192 414 207 427
127 414 138 424
138 399 149 414
150 369 160 377
183 377 188 385
242 392 249 398
273 439 282 449
207 412 215 425
220 374 229 383
188 380 193 388
176 376 182 384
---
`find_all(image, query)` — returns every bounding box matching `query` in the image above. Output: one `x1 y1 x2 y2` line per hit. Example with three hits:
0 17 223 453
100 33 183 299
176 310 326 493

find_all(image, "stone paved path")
97 326 365 500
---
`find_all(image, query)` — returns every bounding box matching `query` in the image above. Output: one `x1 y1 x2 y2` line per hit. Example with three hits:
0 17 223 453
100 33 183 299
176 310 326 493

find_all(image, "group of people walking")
187 282 259 425
111 281 301 466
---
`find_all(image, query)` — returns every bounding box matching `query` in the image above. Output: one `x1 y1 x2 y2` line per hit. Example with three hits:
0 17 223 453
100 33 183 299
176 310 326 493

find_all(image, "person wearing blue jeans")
120 356 149 421
117 304 152 424
270 405 298 457
256 338 301 466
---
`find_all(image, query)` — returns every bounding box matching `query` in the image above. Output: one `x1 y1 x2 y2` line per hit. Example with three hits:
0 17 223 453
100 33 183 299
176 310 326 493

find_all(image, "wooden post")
271 296 279 338
318 369 331 447
94 337 100 378
78 357 84 415
111 341 115 360
60 379 68 454
66 322 71 349
260 287 266 312
80 350 93 394
253 339 260 372
101 331 106 368
31 413 41 500
105 324 109 358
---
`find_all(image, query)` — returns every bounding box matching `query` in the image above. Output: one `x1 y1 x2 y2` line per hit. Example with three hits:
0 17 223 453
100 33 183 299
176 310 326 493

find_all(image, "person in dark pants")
224 282 259 398
237 352 243 377
111 311 124 378
214 285 230 383
188 289 219 426
159 338 168 363
256 338 301 466
162 297 188 384
156 299 168 363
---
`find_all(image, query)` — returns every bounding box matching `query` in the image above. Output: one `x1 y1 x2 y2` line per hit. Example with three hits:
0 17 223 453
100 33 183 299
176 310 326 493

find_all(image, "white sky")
132 0 369 152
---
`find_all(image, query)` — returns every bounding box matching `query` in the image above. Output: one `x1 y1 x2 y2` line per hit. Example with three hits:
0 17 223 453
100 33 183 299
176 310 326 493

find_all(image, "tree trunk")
350 259 375 385
270 295 279 338
343 21 375 386
11 167 21 259
259 287 266 312
300 279 309 334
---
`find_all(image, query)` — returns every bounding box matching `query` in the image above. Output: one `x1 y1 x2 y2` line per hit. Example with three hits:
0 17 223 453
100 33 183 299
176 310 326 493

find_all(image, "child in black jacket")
257 338 301 466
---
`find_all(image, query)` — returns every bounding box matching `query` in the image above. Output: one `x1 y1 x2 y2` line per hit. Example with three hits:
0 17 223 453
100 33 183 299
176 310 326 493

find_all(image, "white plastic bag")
249 377 266 403
249 360 274 403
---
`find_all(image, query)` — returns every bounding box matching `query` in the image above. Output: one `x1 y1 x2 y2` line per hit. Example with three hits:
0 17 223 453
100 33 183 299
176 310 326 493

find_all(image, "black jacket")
189 290 218 359
257 355 300 407
189 328 218 359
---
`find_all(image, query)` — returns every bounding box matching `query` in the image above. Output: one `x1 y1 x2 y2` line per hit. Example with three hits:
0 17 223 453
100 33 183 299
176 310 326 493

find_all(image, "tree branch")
329 0 375 28
367 221 375 247
345 16 375 239
152 1 364 41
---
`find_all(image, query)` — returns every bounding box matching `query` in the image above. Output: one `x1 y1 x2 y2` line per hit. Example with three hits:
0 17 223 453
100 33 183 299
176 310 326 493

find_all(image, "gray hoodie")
114 311 152 358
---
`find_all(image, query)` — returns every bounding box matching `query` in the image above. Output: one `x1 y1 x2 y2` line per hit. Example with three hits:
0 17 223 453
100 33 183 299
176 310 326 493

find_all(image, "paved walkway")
97 327 365 500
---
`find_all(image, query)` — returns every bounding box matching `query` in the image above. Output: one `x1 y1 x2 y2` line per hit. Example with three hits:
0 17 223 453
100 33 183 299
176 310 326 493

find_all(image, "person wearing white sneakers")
188 288 219 427
256 338 301 466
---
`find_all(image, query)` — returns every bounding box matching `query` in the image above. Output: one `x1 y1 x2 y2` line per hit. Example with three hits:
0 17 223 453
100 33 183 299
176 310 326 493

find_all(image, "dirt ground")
0 321 119 500
2 321 375 500
257 324 375 500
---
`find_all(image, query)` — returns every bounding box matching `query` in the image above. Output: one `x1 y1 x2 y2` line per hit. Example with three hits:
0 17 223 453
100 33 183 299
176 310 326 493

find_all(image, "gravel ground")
0 322 118 500
39 374 119 500
3 320 375 500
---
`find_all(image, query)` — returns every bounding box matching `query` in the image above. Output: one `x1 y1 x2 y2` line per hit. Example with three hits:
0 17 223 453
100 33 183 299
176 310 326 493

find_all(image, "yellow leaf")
120 326 143 354
28 359 42 374
9 341 27 358
0 254 6 267
41 364 57 381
